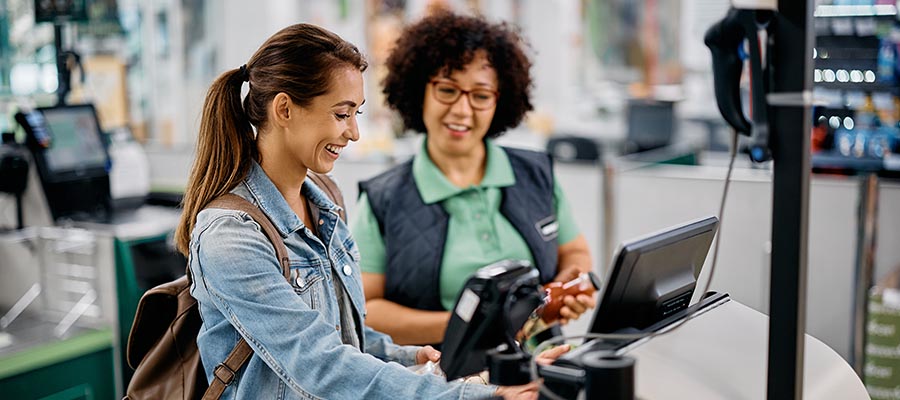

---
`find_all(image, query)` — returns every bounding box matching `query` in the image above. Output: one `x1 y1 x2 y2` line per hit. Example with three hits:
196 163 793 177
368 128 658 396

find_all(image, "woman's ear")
270 92 292 129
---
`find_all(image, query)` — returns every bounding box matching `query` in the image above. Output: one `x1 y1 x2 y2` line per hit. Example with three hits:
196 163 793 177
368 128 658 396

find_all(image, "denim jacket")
189 162 497 399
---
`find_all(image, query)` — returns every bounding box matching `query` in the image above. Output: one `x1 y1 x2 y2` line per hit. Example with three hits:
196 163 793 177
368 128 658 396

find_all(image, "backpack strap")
308 172 346 222
205 194 291 279
199 193 290 399
196 181 346 398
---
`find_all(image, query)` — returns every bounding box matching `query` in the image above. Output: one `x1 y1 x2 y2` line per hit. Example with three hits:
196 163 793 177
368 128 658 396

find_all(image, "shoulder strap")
199 193 291 399
308 172 346 222
206 194 290 279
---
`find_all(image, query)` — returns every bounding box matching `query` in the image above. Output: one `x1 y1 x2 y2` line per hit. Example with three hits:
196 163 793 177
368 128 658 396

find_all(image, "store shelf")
815 4 898 18
812 153 900 178
815 80 898 93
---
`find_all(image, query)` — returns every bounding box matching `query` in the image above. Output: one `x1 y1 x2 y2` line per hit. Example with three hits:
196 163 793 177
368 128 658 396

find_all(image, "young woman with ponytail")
173 24 543 399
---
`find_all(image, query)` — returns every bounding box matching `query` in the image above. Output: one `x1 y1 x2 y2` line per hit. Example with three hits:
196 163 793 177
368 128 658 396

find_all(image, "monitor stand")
558 292 731 364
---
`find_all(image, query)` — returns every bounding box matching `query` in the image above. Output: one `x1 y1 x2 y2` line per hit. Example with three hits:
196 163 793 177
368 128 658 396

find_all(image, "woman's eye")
356 110 364 116
335 113 351 120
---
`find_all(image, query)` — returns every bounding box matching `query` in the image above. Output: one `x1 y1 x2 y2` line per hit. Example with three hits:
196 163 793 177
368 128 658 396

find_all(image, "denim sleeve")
193 213 496 400
363 324 419 366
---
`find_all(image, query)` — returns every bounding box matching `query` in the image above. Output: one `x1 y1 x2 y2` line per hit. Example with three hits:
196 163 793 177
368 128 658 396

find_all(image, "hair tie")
239 64 250 82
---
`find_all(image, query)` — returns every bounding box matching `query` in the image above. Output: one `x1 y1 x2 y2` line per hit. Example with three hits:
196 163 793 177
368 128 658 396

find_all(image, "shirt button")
342 264 352 276
474 213 481 220
481 233 490 241
295 276 305 288
335 325 340 331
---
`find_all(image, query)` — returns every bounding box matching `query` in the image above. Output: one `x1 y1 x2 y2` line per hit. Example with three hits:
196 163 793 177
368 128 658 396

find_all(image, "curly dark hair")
382 12 533 138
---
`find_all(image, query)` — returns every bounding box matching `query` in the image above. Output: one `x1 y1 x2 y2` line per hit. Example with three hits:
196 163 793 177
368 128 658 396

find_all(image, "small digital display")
40 106 108 174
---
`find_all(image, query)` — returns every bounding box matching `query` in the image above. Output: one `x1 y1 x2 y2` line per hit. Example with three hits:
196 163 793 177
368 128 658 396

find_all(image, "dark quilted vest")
359 147 558 311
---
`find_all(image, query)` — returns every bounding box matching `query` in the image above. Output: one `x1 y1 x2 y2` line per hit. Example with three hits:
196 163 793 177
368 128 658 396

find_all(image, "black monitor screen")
589 216 718 334
38 105 108 175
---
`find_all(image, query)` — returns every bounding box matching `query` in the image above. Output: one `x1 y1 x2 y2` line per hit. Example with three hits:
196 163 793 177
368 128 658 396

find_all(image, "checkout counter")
1 104 184 397
440 220 867 399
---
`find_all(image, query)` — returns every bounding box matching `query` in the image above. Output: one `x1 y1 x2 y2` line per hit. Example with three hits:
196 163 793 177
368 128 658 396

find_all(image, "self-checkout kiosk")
4 103 181 397
2 103 185 395
442 217 867 399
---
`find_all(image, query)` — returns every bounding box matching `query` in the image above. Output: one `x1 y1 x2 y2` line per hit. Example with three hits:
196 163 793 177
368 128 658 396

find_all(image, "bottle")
892 96 900 155
538 272 601 324
878 37 896 85
518 271 602 350
852 94 880 158
858 93 880 129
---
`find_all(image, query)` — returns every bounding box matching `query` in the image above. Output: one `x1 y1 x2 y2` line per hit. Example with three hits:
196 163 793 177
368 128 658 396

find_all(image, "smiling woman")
255 66 364 222
353 11 596 348
167 22 533 400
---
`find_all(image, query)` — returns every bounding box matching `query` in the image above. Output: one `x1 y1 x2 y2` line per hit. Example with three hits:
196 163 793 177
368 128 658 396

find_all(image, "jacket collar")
240 161 341 237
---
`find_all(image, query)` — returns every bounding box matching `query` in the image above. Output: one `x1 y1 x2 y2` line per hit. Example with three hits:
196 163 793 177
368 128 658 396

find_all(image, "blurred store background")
1 0 900 398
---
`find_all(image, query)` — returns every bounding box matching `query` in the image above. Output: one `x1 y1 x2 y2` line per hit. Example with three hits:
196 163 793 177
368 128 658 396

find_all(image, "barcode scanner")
705 7 776 163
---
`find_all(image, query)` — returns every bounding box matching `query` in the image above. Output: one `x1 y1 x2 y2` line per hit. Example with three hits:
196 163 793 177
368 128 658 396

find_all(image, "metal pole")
601 160 615 271
54 23 67 106
767 0 813 398
851 173 879 375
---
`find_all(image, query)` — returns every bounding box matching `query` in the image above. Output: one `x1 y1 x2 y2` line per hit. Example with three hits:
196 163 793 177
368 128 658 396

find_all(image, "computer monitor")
440 260 544 381
36 105 108 178
589 216 719 334
16 104 112 221
625 99 675 153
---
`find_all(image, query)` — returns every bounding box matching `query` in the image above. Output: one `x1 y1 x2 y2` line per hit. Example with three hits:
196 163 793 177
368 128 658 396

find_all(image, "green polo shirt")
351 140 580 310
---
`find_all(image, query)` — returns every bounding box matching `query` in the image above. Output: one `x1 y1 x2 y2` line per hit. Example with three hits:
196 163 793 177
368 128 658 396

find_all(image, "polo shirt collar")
412 139 516 204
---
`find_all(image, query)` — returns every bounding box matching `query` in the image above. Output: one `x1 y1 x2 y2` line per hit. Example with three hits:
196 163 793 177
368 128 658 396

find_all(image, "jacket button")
342 265 352 276
295 276 305 288
318 219 324 225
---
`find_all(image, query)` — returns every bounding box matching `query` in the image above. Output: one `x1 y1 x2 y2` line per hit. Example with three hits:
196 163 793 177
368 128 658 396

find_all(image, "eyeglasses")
429 80 498 110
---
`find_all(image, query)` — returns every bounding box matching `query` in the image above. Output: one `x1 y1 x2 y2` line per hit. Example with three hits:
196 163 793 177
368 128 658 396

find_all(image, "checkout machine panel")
8 104 186 392
13 104 185 285
16 105 112 222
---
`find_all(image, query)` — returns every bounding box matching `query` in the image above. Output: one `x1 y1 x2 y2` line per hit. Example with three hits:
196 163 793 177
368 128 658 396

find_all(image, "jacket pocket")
340 237 361 263
289 259 325 310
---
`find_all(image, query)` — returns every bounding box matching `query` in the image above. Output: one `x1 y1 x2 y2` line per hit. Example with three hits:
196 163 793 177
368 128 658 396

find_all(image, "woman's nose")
449 94 474 117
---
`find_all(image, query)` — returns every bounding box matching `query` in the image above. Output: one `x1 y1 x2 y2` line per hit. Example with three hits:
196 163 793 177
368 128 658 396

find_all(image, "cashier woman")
353 11 596 345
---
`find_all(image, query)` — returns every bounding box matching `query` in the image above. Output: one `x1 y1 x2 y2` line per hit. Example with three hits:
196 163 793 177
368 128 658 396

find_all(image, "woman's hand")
558 293 596 325
492 346 571 399
555 235 594 324
495 381 539 400
415 345 441 365
534 344 571 366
